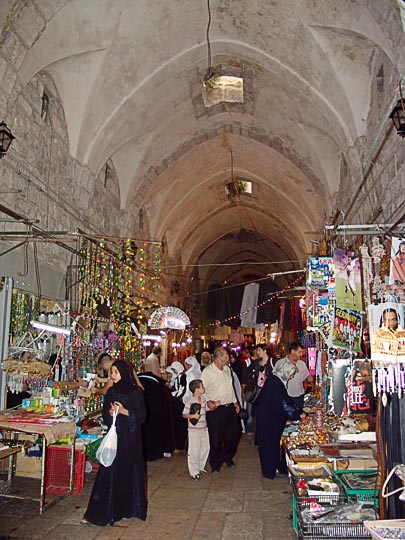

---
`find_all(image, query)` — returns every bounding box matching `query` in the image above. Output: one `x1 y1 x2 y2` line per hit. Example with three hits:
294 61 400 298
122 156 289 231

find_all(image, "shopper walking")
201 347 242 473
256 358 305 479
182 379 210 480
82 360 147 526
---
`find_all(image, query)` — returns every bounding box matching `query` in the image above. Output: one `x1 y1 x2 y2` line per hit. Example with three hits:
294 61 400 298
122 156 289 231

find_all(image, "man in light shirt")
282 342 313 410
201 347 242 473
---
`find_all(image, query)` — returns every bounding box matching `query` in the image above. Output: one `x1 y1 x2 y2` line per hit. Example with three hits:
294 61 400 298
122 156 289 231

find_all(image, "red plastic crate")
45 446 85 495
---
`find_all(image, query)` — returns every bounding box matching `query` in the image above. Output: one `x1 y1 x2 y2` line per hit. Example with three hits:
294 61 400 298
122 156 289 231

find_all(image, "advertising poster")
367 301 405 341
312 290 333 326
329 358 373 415
329 306 363 352
389 237 405 285
307 257 335 290
334 248 362 312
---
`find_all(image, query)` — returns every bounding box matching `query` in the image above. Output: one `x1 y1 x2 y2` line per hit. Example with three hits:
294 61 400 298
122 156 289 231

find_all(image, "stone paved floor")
0 435 296 540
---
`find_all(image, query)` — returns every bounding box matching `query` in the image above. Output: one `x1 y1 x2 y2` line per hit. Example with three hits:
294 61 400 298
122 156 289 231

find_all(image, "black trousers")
206 405 241 471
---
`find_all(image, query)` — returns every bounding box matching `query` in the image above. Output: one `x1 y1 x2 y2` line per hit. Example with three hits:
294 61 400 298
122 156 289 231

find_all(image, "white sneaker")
163 453 172 458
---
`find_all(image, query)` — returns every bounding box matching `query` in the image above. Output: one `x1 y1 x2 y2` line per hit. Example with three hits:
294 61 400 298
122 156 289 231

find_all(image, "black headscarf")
113 360 136 395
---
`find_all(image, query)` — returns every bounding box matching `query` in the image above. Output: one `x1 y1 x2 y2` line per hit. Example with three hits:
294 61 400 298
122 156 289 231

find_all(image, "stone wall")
0 2 131 298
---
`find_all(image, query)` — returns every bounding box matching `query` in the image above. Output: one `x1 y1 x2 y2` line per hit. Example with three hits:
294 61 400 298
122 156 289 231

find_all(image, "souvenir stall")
0 235 164 511
284 235 405 539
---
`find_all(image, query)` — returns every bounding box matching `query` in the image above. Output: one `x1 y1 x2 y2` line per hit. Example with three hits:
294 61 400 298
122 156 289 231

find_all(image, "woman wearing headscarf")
169 361 186 398
82 360 147 526
255 357 306 479
167 360 188 450
182 356 202 404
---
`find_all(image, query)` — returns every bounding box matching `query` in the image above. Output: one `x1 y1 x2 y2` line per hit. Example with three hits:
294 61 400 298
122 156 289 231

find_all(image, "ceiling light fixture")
390 79 405 137
0 122 15 158
30 320 71 335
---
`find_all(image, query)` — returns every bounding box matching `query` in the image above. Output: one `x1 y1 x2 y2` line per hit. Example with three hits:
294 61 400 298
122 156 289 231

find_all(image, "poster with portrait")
347 359 373 414
334 248 362 312
389 237 405 285
329 306 363 352
367 301 405 341
329 358 373 416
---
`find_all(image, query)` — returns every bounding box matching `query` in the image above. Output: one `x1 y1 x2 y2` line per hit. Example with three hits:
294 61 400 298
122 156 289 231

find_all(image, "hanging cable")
33 239 42 301
204 0 213 81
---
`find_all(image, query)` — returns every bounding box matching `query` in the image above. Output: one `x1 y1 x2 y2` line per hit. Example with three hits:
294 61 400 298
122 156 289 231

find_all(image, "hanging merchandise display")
329 307 363 353
334 248 362 312
240 282 260 328
148 306 190 330
75 235 163 366
389 237 405 286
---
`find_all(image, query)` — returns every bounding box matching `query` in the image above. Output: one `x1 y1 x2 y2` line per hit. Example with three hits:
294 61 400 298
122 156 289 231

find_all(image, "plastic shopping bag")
96 411 117 467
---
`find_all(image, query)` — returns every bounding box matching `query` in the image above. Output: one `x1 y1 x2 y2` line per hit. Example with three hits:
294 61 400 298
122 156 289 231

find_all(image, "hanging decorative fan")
148 306 191 330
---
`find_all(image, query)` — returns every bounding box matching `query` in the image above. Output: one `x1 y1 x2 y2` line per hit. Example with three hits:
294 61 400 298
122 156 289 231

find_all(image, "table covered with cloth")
0 410 76 443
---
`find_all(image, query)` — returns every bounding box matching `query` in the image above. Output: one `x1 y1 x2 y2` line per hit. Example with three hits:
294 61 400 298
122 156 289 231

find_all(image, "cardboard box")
15 452 42 479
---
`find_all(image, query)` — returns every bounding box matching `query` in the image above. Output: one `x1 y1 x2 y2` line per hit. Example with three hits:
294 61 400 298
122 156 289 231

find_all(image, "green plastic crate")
333 469 379 508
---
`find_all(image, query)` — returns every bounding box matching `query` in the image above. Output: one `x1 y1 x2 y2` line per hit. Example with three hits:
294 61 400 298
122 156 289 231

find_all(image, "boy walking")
182 379 210 480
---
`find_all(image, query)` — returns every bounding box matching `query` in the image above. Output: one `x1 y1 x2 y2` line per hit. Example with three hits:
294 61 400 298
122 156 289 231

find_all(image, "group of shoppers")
81 341 312 526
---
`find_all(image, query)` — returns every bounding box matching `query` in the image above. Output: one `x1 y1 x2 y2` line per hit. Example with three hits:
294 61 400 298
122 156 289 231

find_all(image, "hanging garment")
240 283 260 328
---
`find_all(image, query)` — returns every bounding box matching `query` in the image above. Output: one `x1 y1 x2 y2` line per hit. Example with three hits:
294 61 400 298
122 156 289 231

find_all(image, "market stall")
0 409 77 514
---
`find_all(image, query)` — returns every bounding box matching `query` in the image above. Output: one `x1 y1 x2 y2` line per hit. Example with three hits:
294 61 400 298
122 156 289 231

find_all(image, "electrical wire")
159 259 305 269
33 238 42 301
205 0 212 80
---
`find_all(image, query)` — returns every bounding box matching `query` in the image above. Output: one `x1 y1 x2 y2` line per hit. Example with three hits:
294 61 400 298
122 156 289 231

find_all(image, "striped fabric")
183 399 208 430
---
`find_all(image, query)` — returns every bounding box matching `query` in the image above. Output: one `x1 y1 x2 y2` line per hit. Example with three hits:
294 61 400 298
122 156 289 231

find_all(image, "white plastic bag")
96 411 118 467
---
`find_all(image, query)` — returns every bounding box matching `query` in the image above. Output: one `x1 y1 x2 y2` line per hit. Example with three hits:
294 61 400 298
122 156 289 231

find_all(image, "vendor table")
0 410 76 514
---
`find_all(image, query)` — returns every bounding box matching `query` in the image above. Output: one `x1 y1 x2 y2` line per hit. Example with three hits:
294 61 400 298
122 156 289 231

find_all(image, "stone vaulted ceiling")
4 0 399 291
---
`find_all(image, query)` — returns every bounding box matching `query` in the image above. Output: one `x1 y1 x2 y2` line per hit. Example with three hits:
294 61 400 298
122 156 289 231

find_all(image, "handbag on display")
96 410 118 467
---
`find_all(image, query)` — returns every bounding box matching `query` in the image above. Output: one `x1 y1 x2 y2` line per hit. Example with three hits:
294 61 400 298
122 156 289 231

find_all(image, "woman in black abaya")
256 358 305 479
82 360 147 526
138 370 175 460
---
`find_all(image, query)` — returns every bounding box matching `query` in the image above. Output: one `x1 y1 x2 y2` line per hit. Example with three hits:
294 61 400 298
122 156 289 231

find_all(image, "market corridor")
0 434 295 540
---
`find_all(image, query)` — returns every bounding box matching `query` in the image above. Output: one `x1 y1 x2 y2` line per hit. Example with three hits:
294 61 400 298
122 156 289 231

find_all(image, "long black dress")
83 362 147 526
255 374 302 479
138 372 174 460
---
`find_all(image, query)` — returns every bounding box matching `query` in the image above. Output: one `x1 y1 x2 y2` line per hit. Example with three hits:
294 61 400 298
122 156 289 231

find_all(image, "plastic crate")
291 475 346 507
297 532 371 540
45 446 85 495
297 504 373 539
334 469 379 507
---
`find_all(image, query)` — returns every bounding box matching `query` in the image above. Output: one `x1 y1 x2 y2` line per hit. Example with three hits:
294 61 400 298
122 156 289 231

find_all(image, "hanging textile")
256 282 278 324
240 283 259 328
206 284 223 320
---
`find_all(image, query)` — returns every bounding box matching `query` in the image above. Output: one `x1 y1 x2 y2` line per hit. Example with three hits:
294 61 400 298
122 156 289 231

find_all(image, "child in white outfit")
182 379 210 480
